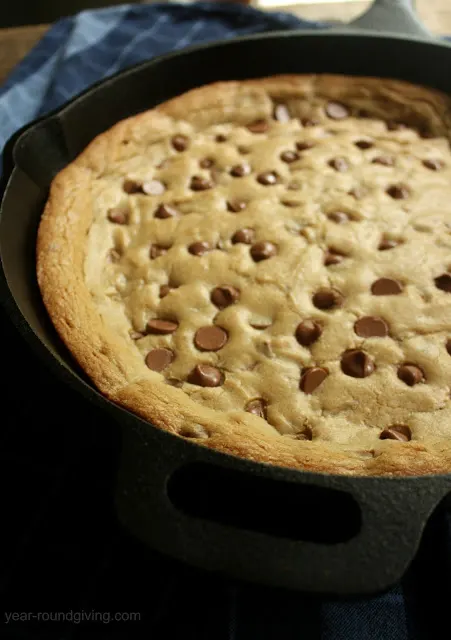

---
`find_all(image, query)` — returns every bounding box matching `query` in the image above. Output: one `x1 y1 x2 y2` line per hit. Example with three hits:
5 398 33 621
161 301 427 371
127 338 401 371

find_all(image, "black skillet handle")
349 0 431 39
117 423 451 595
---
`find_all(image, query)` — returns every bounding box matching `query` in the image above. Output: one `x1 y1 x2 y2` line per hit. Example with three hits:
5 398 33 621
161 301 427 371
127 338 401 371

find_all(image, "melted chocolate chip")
142 180 166 195
280 150 299 163
188 241 211 256
123 179 142 194
145 348 174 372
199 157 215 169
296 141 315 151
355 139 374 150
211 285 240 309
435 273 451 293
215 134 227 142
107 204 129 224
230 163 251 177
300 367 329 394
190 175 213 191
247 120 269 134
446 339 451 355
171 135 189 151
257 171 279 186
146 319 178 335
423 158 444 171
295 320 322 346
325 101 349 120
246 398 268 419
341 349 375 378
187 364 224 387
380 425 411 441
378 237 399 250
312 288 343 310
372 155 395 167
328 211 350 224
159 285 172 298
274 104 290 122
397 364 424 386
324 250 345 266
250 241 277 262
194 326 228 351
386 184 410 199
354 316 388 338
149 244 168 259
227 200 247 213
371 278 403 296
328 157 349 172
232 228 255 244
155 204 178 219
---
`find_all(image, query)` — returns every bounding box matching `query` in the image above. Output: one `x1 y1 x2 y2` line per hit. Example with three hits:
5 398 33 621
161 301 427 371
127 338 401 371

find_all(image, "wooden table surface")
0 0 450 85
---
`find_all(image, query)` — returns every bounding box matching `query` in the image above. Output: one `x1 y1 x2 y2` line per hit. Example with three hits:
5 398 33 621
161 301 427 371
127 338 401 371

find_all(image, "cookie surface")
37 75 451 476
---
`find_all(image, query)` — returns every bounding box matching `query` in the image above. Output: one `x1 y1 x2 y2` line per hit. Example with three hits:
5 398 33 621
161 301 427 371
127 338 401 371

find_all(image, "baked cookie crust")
37 75 451 476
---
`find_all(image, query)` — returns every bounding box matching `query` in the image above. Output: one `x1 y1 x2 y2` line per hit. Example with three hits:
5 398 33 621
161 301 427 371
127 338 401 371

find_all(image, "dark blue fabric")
1 4 445 638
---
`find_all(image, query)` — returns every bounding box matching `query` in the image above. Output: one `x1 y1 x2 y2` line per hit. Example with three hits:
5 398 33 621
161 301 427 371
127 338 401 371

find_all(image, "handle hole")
167 462 361 543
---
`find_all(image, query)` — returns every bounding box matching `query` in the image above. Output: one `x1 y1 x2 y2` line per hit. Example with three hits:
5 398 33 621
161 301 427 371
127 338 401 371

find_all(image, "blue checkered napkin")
0 3 443 638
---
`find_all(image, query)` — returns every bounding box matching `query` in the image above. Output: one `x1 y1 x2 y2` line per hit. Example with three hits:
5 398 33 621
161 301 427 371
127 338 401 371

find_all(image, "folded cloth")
0 4 447 639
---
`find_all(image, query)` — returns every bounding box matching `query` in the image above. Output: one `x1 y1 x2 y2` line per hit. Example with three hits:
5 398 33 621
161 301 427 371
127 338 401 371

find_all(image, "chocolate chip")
378 237 399 250
142 180 166 195
328 157 349 172
397 364 424 386
172 135 189 151
194 326 228 351
387 121 407 131
274 104 290 122
200 157 215 169
155 204 178 219
150 244 168 259
215 134 227 142
371 278 403 295
380 425 411 442
280 150 299 163
227 200 247 213
446 339 451 355
325 101 349 120
230 163 251 177
341 349 375 378
423 158 444 171
312 288 343 310
257 171 279 186
159 285 172 298
372 156 395 167
302 118 321 127
123 179 142 194
232 228 255 244
434 273 451 293
295 320 322 346
386 184 410 199
328 211 350 224
246 398 267 419
296 141 315 151
211 285 240 309
145 348 174 372
355 139 374 150
247 120 269 134
187 364 223 387
188 241 211 256
250 241 277 262
190 176 213 191
354 316 388 338
300 367 329 394
107 204 129 224
324 250 345 266
146 319 178 335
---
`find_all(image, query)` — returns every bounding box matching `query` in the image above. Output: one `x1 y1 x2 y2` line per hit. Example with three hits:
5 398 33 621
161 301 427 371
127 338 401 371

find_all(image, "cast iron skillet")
2 0 451 596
